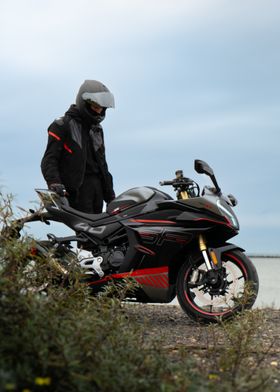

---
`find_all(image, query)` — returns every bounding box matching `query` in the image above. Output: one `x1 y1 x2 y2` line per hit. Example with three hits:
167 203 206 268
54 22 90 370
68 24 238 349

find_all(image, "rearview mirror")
194 160 214 176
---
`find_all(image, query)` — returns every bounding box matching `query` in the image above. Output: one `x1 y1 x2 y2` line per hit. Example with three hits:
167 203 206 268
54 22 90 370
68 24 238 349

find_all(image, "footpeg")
91 256 104 278
78 251 105 278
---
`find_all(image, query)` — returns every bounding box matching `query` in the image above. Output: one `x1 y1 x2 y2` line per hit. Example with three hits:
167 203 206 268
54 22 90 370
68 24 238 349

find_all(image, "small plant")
200 309 277 391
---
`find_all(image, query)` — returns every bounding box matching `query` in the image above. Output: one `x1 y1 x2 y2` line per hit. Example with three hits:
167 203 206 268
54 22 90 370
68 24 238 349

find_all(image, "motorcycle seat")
62 205 110 221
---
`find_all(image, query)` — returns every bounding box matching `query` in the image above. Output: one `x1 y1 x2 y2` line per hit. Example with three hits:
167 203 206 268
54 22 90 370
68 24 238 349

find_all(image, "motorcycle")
6 159 259 323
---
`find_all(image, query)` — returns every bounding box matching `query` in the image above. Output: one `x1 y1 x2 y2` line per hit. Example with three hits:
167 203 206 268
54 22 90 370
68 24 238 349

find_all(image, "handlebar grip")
159 180 174 186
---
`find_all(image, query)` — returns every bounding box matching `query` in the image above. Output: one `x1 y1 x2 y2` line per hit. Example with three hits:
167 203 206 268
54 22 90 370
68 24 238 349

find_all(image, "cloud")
0 0 280 252
0 0 206 72
3 0 279 75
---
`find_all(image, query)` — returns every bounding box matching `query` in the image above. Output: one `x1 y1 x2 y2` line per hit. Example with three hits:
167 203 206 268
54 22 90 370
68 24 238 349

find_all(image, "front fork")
198 234 219 271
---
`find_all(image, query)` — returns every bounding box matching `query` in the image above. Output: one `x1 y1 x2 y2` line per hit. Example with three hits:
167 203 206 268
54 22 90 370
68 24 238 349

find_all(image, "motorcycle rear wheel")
176 250 259 323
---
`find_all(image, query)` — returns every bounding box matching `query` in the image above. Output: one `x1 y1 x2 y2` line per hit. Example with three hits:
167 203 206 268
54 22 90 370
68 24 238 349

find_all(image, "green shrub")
0 255 197 392
0 195 197 391
0 192 278 392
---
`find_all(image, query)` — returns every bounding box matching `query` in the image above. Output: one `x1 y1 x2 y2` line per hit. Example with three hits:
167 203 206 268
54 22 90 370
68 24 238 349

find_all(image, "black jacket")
41 105 115 202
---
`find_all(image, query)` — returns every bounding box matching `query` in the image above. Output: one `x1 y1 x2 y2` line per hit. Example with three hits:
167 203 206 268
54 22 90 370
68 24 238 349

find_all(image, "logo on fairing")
75 223 106 234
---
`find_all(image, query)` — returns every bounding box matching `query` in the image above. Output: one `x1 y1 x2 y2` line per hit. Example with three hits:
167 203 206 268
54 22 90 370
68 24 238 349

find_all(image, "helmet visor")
82 91 115 108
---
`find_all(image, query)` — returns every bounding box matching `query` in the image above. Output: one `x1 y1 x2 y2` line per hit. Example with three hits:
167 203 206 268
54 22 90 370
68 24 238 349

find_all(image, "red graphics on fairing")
88 266 169 290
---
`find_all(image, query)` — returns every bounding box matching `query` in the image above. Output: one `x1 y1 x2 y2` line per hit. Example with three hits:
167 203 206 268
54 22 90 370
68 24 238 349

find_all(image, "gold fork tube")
198 234 212 270
199 234 207 251
180 191 189 200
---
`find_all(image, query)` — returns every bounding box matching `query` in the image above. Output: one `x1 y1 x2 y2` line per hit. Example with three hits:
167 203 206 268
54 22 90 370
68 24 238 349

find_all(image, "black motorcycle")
8 159 259 323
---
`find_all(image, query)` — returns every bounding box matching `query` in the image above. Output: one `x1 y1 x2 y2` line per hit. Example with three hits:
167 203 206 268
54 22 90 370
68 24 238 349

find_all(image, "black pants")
68 174 104 213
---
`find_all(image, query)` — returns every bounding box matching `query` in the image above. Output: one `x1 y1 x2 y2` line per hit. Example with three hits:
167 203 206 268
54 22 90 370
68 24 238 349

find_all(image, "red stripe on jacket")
63 143 73 154
48 131 61 141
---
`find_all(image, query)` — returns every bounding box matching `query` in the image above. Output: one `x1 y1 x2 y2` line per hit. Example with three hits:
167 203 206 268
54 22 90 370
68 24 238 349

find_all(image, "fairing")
33 184 240 303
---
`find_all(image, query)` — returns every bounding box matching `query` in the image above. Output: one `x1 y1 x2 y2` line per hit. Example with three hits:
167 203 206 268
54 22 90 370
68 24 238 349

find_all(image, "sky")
0 0 279 254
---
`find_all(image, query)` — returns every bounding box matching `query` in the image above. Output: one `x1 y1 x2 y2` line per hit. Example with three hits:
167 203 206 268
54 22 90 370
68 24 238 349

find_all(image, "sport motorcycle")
5 159 259 323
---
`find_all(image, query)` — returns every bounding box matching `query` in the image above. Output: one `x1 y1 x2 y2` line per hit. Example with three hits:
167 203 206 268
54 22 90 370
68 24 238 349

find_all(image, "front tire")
176 250 259 323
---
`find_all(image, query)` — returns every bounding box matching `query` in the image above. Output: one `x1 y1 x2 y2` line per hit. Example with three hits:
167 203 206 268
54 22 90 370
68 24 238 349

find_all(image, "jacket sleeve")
103 171 115 203
99 129 115 202
41 120 66 186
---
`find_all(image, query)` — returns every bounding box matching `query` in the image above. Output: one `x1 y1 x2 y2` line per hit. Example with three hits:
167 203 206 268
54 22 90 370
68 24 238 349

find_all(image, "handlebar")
159 180 174 186
160 177 195 187
159 172 200 199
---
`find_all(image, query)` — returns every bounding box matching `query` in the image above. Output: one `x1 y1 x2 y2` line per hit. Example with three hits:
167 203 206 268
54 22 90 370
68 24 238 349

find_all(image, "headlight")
216 200 239 229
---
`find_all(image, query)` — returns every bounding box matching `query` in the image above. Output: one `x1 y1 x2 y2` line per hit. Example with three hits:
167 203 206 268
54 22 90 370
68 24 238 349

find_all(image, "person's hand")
49 183 67 196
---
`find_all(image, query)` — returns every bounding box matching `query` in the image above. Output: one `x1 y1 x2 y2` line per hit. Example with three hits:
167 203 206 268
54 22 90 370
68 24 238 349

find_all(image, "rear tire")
176 250 259 323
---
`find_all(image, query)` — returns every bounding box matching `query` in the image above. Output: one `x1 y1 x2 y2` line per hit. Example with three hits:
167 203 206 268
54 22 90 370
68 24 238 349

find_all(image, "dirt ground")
124 303 280 381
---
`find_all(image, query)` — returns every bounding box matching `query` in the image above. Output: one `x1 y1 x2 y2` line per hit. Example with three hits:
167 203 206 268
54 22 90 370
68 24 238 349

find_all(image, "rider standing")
41 80 115 213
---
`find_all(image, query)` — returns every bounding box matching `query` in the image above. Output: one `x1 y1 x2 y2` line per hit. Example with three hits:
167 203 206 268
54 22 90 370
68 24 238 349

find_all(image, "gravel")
123 303 280 372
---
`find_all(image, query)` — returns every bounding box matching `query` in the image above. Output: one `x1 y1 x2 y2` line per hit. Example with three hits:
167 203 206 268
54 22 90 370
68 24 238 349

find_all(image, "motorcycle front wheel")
176 250 259 323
